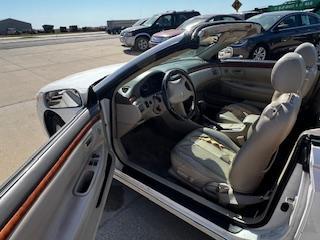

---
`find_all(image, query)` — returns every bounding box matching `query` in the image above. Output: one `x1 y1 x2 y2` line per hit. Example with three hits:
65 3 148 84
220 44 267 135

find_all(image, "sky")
1 0 284 29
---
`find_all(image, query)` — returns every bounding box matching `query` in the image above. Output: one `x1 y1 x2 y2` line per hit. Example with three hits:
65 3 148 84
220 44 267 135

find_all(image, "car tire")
134 36 149 52
251 45 268 61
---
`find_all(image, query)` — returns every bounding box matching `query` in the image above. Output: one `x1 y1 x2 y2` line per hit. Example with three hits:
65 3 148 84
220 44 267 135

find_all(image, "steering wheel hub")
162 69 197 120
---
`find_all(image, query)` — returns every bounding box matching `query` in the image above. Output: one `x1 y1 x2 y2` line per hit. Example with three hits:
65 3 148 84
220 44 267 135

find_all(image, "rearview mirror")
218 47 234 59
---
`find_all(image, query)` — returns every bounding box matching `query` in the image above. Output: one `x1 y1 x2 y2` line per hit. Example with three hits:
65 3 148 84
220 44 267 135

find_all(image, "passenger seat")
217 42 318 124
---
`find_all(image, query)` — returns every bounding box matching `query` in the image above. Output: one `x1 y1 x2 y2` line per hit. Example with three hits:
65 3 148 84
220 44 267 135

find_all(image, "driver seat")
170 53 305 205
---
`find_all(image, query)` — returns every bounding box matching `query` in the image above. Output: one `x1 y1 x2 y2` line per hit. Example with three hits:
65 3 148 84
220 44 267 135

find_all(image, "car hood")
122 25 148 33
153 29 183 38
38 63 125 95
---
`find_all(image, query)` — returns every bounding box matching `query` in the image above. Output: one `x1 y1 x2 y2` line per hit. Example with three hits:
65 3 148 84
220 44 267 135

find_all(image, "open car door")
0 107 114 240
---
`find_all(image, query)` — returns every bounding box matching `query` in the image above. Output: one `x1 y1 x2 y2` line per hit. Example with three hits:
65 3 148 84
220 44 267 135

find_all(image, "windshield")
163 22 262 63
248 13 284 30
164 35 221 63
143 14 159 26
177 17 207 31
133 18 146 26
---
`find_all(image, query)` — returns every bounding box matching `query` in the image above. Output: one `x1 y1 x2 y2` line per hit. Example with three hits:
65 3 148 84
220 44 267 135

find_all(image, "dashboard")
115 60 221 137
117 70 166 118
140 71 164 98
116 70 167 136
132 71 166 118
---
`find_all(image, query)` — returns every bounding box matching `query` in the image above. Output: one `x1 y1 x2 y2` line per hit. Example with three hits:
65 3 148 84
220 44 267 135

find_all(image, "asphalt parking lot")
0 32 119 49
0 36 135 184
0 34 212 239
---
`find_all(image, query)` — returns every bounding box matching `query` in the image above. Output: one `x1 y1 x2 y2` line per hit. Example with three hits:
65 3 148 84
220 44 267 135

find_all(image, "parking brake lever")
202 115 223 131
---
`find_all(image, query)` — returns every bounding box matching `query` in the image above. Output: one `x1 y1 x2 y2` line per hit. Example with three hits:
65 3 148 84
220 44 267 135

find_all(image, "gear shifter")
198 100 207 113
197 100 223 130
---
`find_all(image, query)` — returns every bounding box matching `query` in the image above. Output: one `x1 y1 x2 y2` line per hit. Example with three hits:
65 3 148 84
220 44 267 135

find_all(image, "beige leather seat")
217 42 318 124
297 42 318 97
170 53 305 205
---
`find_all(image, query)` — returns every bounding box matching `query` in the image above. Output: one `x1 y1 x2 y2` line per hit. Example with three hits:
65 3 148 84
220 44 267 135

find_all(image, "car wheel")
135 37 149 52
251 45 268 61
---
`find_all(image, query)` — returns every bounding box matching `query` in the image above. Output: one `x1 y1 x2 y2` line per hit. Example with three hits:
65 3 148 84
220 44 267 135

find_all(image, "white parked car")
2 21 320 240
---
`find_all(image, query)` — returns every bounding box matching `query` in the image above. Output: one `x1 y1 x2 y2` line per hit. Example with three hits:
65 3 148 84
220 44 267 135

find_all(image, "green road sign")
267 0 320 12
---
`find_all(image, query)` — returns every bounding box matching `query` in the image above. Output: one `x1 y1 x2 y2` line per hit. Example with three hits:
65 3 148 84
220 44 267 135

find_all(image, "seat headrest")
271 52 305 94
294 42 318 68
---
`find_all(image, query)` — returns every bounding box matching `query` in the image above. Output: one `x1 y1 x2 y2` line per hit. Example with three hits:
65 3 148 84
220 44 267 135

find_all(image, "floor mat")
121 119 183 178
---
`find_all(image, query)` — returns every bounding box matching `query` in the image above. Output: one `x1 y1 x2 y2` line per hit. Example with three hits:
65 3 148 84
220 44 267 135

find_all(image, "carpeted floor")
121 118 183 178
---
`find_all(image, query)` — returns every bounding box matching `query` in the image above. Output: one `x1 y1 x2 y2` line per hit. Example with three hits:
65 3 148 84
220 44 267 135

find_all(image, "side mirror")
276 23 289 31
45 89 82 109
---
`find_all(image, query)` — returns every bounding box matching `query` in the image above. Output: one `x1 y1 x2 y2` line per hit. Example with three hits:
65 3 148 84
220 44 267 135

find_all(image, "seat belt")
203 182 271 206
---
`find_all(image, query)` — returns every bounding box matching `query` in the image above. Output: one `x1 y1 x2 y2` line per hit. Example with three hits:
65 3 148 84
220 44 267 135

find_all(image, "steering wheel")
162 69 197 121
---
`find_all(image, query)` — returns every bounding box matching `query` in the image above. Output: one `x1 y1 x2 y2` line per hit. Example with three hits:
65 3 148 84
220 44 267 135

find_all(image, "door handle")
75 170 94 195
85 135 92 147
74 152 101 196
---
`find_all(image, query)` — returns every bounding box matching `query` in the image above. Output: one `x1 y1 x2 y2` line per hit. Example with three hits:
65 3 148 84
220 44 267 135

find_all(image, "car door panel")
300 14 320 46
271 29 298 55
305 26 318 43
0 108 114 240
220 80 273 103
271 15 303 56
304 25 320 45
204 60 274 107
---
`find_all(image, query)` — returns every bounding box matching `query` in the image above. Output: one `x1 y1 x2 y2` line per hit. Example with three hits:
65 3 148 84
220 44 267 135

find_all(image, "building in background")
0 18 32 35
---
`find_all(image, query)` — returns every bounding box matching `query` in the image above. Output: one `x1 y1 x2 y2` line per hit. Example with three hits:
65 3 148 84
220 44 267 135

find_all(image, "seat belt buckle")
217 183 230 193
236 136 245 145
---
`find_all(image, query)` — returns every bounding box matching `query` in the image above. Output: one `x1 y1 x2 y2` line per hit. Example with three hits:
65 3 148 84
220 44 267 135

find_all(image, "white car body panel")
38 62 126 102
296 138 320 239
36 63 125 135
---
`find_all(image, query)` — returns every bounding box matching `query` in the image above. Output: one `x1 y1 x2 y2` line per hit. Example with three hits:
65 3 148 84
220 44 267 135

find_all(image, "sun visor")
193 21 262 59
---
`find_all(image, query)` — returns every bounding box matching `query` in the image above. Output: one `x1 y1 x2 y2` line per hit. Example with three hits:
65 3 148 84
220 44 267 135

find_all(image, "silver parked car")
2 21 320 240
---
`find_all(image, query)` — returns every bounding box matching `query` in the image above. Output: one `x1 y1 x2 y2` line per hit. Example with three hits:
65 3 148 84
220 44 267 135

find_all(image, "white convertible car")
1 21 320 240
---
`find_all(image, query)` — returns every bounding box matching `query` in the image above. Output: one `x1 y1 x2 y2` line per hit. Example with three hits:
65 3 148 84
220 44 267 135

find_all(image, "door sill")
113 169 229 240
